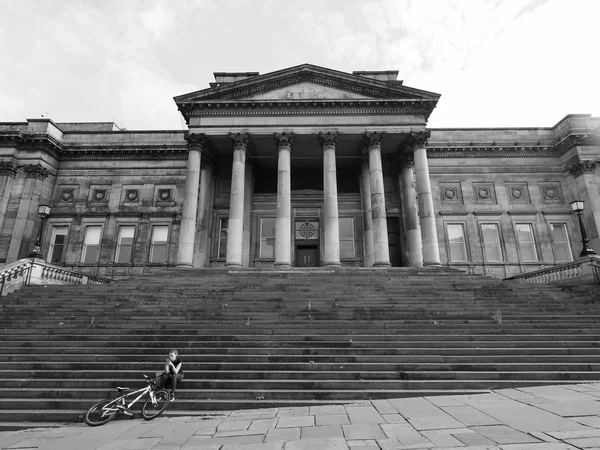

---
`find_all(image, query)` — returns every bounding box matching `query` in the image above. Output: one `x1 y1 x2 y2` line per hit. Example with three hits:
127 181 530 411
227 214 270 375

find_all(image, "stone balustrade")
505 255 600 285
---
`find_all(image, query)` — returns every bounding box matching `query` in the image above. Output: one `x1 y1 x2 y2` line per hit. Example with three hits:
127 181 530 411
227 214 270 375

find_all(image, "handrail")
505 255 600 285
0 259 112 296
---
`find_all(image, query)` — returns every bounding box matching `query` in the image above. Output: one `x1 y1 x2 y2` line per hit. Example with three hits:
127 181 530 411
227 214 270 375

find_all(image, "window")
515 223 538 261
49 227 68 264
339 217 355 258
115 226 135 263
260 218 276 258
81 226 102 263
218 218 228 258
481 223 503 262
446 224 467 262
550 223 573 261
150 226 169 263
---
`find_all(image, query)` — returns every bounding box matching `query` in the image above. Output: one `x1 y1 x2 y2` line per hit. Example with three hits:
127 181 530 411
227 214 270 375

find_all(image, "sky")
0 0 598 131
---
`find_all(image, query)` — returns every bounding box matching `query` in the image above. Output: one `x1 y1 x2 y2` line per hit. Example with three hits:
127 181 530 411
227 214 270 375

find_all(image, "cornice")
427 145 556 158
0 131 63 159
60 146 188 161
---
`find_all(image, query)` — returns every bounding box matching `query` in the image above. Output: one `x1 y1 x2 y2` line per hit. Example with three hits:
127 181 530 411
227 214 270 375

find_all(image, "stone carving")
125 189 139 202
538 182 564 203
157 189 172 202
274 132 295 147
398 152 414 166
544 186 558 199
477 187 491 200
92 189 107 202
473 183 496 203
298 221 316 239
444 187 458 200
23 164 50 180
184 132 207 149
60 189 75 202
318 131 339 147
407 131 431 148
0 160 18 177
230 132 250 148
568 159 597 177
364 131 384 148
440 183 462 203
510 187 524 199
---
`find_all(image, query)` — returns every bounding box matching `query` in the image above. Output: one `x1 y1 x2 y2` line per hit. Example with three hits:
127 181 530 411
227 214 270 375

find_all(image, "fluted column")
399 153 423 267
360 157 374 267
0 161 19 235
177 133 205 267
410 131 441 265
226 133 250 268
365 132 391 267
319 132 341 267
193 150 215 267
274 133 293 268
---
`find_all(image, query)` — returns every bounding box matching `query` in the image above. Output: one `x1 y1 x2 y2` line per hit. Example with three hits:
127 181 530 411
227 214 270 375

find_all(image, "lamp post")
570 200 597 257
29 204 52 259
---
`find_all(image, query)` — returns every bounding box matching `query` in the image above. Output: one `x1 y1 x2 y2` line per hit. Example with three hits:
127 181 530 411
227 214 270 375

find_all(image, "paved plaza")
5 384 600 449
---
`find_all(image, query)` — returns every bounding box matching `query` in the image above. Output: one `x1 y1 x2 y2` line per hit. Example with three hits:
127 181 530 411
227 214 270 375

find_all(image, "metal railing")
0 259 112 296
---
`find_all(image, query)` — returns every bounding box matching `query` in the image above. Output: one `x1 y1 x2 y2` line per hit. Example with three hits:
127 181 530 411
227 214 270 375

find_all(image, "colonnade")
176 131 441 268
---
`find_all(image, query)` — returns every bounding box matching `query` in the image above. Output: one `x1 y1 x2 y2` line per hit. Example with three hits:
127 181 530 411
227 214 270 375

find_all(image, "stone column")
176 133 205 267
0 161 19 234
226 133 250 268
274 133 294 268
360 157 374 267
193 150 216 267
410 131 441 265
319 132 341 267
7 164 51 263
242 157 254 267
399 153 423 267
365 132 391 267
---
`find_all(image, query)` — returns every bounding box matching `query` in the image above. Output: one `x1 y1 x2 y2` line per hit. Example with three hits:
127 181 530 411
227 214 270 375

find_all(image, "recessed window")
82 226 102 263
339 217 355 258
481 223 503 262
515 223 538 261
115 226 135 263
218 218 228 258
446 223 468 262
150 226 168 263
550 223 573 261
260 218 276 258
49 226 68 264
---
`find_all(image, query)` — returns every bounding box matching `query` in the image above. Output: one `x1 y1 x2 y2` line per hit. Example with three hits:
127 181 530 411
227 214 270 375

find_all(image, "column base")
323 262 342 267
225 263 243 268
274 263 292 269
373 262 392 267
423 262 442 266
175 263 193 268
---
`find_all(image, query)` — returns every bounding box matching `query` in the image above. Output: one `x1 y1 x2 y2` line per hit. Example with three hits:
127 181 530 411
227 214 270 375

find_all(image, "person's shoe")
170 395 175 402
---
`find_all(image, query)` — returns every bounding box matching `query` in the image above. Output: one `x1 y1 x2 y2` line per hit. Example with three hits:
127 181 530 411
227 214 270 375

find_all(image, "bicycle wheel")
84 398 118 426
142 389 170 420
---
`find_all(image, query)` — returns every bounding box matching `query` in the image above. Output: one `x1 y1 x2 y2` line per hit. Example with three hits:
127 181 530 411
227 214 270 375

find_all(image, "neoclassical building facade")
0 64 598 278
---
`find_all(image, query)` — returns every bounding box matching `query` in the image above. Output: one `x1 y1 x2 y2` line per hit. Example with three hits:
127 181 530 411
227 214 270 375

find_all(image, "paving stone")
316 414 351 426
346 439 380 450
183 434 265 447
264 427 300 442
426 395 467 407
155 422 209 448
301 425 344 439
388 397 443 418
499 444 581 449
371 400 399 415
221 441 283 450
519 386 600 402
381 414 408 424
342 424 386 440
441 405 502 426
345 406 385 424
284 437 349 450
249 418 279 433
276 416 314 428
454 431 496 446
536 401 600 417
217 419 252 432
572 416 600 428
309 405 347 416
96 437 162 449
471 425 540 445
407 414 464 431
421 428 466 447
529 431 560 442
377 437 431 449
380 423 433 447
547 429 600 439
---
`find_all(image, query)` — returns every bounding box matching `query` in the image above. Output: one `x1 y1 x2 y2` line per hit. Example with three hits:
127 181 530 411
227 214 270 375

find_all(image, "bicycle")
84 374 170 426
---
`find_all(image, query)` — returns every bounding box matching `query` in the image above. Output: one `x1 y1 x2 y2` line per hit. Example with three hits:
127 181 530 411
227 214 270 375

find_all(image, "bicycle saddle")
117 387 130 393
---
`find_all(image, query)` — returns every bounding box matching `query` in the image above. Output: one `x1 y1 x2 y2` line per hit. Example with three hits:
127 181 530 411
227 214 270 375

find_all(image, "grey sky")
0 0 597 130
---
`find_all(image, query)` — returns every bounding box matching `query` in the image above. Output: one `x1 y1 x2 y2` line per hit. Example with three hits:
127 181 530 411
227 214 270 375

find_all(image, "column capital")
230 132 250 149
200 148 217 170
397 151 415 167
407 130 431 149
318 131 339 148
364 131 384 148
0 160 19 178
274 132 295 148
184 132 208 149
568 159 597 177
23 163 51 180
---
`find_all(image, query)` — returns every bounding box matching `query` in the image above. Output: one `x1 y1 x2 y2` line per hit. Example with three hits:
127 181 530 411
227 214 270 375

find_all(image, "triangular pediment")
174 64 441 104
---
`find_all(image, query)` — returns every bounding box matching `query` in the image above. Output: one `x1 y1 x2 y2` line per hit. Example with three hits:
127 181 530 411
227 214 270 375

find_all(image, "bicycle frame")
103 378 158 414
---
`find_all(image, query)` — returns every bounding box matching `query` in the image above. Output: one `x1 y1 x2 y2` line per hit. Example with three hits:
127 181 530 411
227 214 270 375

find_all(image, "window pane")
150 226 168 263
84 227 101 245
116 226 135 263
515 223 537 261
260 218 276 258
447 224 467 262
339 218 355 258
550 223 572 261
82 226 101 263
340 241 355 258
261 218 275 237
50 227 68 264
481 224 502 262
218 218 228 258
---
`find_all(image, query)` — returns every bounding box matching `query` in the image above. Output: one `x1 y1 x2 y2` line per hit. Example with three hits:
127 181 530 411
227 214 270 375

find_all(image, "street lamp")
570 200 597 257
29 204 52 259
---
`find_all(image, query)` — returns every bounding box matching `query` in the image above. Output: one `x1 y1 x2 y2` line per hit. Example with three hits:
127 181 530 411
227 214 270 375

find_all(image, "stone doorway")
296 245 319 267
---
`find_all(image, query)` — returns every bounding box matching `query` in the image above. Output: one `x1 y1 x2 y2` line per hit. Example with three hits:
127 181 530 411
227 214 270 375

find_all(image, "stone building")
0 64 598 278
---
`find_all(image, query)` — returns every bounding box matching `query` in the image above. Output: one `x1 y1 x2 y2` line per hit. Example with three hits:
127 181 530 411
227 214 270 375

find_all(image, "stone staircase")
0 266 599 428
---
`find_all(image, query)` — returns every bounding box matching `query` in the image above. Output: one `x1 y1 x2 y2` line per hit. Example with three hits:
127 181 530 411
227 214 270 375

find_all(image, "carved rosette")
407 131 431 149
184 132 207 149
568 159 597 177
23 164 50 180
317 132 338 148
230 132 250 150
364 131 384 149
274 132 295 148
0 160 19 177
